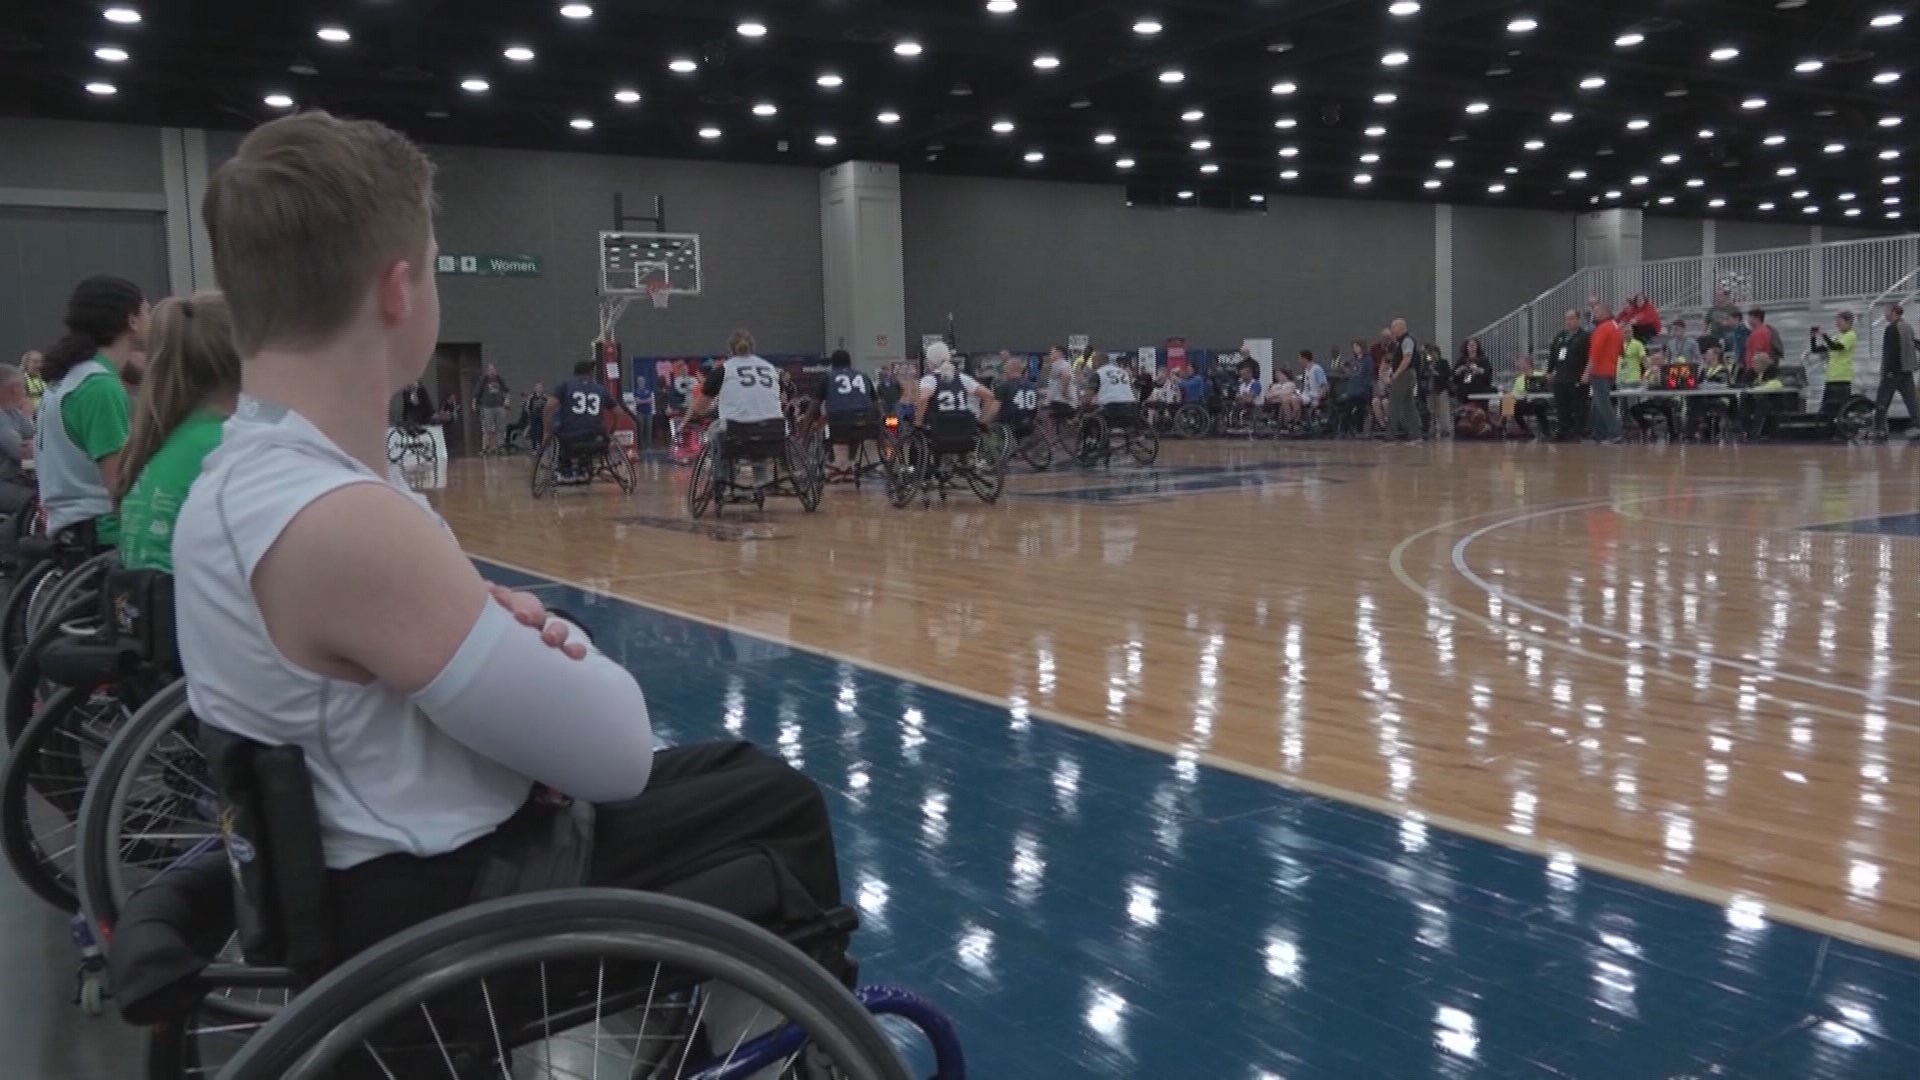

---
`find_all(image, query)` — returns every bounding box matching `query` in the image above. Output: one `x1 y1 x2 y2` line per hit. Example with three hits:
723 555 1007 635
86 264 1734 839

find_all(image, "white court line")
1449 496 1920 712
471 551 1920 962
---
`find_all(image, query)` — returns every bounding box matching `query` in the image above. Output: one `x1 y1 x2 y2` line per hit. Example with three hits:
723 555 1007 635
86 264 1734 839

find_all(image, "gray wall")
1452 205 1574 350
0 207 170 360
1643 216 1703 262
1717 220 1812 253
204 136 825 394
0 117 163 195
903 174 1439 355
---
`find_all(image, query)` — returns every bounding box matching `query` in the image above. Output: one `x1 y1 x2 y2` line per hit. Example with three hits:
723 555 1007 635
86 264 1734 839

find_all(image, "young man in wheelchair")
542 360 613 483
688 329 789 489
176 110 852 1004
1088 350 1144 444
815 348 880 481
913 342 998 456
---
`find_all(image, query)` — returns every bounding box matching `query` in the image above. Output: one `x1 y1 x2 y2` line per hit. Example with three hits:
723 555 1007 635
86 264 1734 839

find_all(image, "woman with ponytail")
114 293 240 571
34 274 147 545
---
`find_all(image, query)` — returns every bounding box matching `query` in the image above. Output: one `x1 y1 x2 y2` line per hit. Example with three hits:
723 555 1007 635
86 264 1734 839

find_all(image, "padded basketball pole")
599 192 666 458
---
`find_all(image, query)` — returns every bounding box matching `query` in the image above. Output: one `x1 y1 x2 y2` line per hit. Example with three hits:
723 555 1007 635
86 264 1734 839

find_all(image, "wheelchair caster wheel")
75 971 106 1016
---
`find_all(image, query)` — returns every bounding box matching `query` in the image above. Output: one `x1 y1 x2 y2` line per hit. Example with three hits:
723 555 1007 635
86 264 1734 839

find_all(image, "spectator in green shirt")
33 274 145 545
114 292 241 572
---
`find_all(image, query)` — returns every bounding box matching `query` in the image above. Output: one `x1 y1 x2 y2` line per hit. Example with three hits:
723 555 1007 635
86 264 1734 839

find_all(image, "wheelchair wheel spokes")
216 891 915 1080
1 687 130 910
964 458 1005 504
787 439 824 513
530 440 560 498
686 444 718 519
1074 414 1108 467
1015 428 1053 472
1172 404 1210 439
885 433 929 510
1 559 58 677
1128 425 1161 466
606 445 638 495
78 679 211 934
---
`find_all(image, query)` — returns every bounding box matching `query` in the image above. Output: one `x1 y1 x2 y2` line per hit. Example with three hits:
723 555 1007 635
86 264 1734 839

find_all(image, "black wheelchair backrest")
106 566 179 674
198 725 338 983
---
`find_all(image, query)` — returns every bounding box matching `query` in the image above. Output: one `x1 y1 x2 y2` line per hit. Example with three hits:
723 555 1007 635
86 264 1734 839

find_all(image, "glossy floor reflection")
480 556 1920 1080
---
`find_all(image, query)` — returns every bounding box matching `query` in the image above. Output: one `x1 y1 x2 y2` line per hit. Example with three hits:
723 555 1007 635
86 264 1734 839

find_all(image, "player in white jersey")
1043 344 1076 441
1087 355 1143 429
689 329 785 485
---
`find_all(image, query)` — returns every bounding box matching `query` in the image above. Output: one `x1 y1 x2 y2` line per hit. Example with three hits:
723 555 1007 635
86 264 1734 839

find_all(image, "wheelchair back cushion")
108 566 179 674
560 431 610 456
927 414 978 454
200 726 337 981
827 412 881 445
724 418 789 460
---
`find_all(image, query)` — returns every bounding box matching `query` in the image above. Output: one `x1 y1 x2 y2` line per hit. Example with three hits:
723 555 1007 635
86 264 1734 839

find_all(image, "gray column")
1700 219 1717 308
160 127 217 294
1808 225 1823 307
1434 204 1453 352
819 161 906 370
1578 208 1645 306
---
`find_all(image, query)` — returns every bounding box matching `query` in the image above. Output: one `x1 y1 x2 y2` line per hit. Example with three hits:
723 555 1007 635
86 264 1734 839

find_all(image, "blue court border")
475 557 1920 1079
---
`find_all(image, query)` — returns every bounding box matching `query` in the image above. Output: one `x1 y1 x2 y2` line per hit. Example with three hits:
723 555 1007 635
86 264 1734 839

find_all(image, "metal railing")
1472 233 1920 371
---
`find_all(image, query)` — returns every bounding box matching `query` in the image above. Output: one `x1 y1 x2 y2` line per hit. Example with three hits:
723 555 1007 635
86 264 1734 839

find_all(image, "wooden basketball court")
438 439 1920 958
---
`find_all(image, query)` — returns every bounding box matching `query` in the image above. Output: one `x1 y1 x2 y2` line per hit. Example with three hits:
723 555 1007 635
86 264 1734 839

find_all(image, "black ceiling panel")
0 1 1911 224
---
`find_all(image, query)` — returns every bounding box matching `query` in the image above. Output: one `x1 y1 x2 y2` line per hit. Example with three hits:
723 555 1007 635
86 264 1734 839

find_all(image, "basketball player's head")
728 329 756 357
573 361 594 378
45 274 148 382
203 110 438 392
117 292 241 499
926 340 955 378
830 349 852 369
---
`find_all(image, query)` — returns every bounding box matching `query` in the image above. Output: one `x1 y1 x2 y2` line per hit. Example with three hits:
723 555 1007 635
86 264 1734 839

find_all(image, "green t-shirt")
117 410 224 571
1619 338 1646 385
1827 328 1856 383
60 362 132 544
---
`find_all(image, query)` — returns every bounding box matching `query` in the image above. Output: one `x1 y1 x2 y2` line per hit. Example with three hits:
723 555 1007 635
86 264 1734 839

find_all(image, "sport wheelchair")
978 416 1052 473
384 424 439 467
1074 404 1160 468
885 416 1006 508
687 418 824 518
531 429 638 498
1 520 113 677
815 409 889 487
88 692 965 1079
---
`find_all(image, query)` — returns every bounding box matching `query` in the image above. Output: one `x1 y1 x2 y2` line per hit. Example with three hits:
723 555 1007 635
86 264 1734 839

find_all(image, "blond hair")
203 111 436 354
728 328 757 357
115 292 241 502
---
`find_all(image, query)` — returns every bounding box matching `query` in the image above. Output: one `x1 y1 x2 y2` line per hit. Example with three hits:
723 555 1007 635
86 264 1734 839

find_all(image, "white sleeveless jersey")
718 354 783 424
173 397 529 869
1092 364 1136 406
1047 358 1076 405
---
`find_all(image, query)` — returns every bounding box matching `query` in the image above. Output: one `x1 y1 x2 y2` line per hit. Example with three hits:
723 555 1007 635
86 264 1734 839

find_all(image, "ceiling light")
1710 197 1727 208
1759 202 1775 210
1360 152 1380 163
1698 128 1715 139
1466 101 1490 114
986 0 1018 13
1280 169 1299 180
1887 175 1904 184
1382 51 1409 67
1177 190 1194 200
1795 59 1824 73
1508 16 1538 33
1778 166 1798 176
669 58 698 73
1616 32 1645 47
1891 211 1906 219
1665 85 1689 97
1190 138 1212 150
94 46 129 63
1182 109 1205 122
1869 13 1904 28
750 100 775 115
1630 174 1649 185
1686 177 1705 187
817 72 844 88
1133 19 1163 35
1660 153 1680 164
737 20 768 38
1424 179 1442 189
1550 111 1573 123
1762 136 1797 151
560 4 594 18
991 119 1014 133
1159 69 1185 84
1374 92 1398 104
1025 151 1046 163
877 110 900 125
1840 192 1857 201
1741 97 1766 110
263 93 294 108
1579 75 1606 89
1626 117 1649 130
1200 163 1219 174
460 77 489 92
1279 146 1300 158
1116 157 1136 169
1879 115 1904 127
1846 207 1862 217
1889 195 1904 203
1874 71 1901 85
896 41 924 57
570 117 595 131
815 133 838 147
84 80 117 96
1272 81 1298 95
1882 149 1902 160
1389 1 1421 14
1823 142 1847 155
1435 158 1455 169
1524 139 1545 150
1094 132 1117 145
1605 189 1623 199
1658 195 1675 205
1032 53 1059 69
1710 47 1740 62
503 45 535 62
103 6 141 24
1568 168 1587 179
1805 204 1823 214
1365 125 1387 137
1354 173 1374 185
1250 194 1266 203
1488 183 1507 193
617 89 643 105
1793 189 1810 198
316 25 349 43
698 126 721 140
1275 117 1297 129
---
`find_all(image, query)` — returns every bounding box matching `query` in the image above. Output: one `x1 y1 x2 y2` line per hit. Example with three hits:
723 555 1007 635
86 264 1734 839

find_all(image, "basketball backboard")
599 231 703 296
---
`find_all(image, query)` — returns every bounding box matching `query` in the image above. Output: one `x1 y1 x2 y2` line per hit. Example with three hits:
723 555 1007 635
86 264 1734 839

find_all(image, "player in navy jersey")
544 360 612 481
815 348 879 478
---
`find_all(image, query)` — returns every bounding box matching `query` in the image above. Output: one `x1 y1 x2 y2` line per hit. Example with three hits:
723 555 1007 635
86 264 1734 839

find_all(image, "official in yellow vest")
20 350 45 414
1814 311 1857 419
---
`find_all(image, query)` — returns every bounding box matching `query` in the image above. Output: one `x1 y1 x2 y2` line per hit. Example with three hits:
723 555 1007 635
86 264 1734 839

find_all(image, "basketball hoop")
647 280 671 310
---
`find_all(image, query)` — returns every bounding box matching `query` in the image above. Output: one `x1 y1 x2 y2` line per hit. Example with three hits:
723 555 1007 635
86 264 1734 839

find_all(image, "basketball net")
647 279 671 310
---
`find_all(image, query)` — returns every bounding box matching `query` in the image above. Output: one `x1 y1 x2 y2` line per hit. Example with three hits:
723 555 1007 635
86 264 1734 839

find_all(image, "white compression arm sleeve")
412 600 654 803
